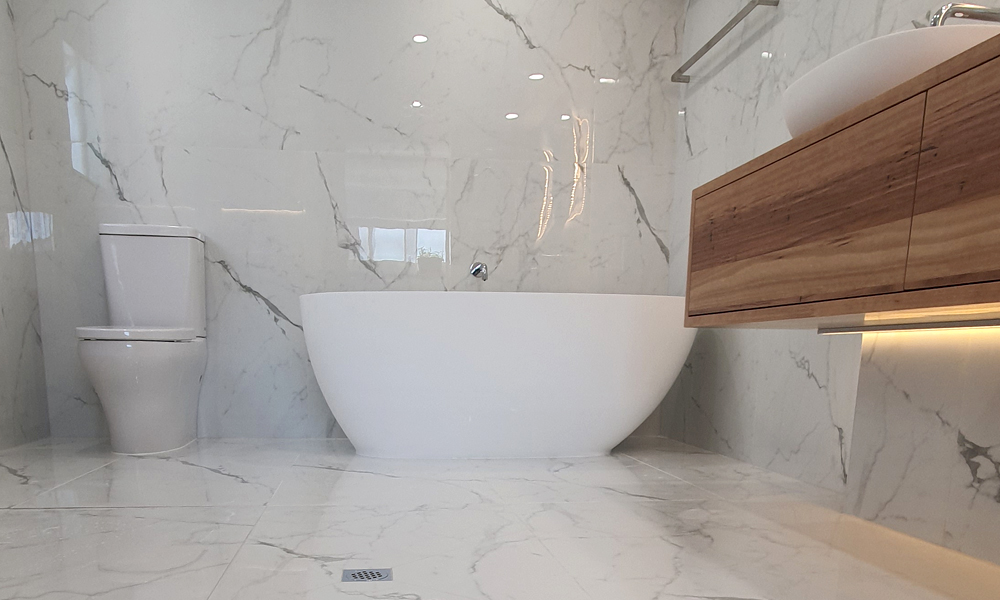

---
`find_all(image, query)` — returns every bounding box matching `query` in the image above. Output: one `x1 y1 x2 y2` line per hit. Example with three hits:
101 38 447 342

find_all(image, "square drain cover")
342 569 392 582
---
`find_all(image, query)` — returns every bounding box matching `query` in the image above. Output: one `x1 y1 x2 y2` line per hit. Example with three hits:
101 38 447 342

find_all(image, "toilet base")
112 438 197 457
79 337 207 455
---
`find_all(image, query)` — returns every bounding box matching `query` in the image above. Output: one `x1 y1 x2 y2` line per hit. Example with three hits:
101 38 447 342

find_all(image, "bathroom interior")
4 0 1000 597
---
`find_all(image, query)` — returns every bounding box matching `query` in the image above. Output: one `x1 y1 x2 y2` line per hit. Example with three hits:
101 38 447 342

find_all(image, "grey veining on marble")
654 0 1000 570
0 2 48 450
10 0 686 437
0 506 261 599
659 0 951 492
847 331 1000 566
661 329 862 492
3 436 995 599
14 8 1000 586
0 439 113 508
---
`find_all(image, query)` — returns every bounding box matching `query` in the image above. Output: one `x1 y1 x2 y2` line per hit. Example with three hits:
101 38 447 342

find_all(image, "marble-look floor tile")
512 498 710 539
279 450 701 507
20 439 294 508
623 444 846 509
1 437 996 599
486 473 712 505
0 440 116 508
535 499 957 600
0 506 260 600
474 453 686 486
623 439 786 481
268 462 503 508
2 437 111 452
208 504 588 600
211 498 958 600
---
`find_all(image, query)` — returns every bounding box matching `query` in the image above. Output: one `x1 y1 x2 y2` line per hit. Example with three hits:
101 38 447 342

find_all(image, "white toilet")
77 224 208 455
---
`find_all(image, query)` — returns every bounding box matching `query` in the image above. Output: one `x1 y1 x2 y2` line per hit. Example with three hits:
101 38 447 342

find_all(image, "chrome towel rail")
671 0 780 83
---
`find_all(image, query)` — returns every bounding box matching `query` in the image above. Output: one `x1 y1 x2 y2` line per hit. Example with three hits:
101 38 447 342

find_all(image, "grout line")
10 457 121 508
264 479 282 506
618 452 689 483
205 502 269 599
0 439 106 455
6 503 275 511
620 451 729 501
531 535 601 600
499 503 600 600
622 448 844 512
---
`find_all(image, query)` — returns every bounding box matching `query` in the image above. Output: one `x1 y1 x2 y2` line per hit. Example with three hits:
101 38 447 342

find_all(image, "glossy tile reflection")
2 437 997 599
848 330 1000 566
12 0 684 439
0 0 48 451
660 0 1000 567
659 0 957 493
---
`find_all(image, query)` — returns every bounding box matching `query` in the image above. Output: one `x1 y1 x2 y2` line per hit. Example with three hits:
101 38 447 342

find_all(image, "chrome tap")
930 3 1000 26
470 262 488 281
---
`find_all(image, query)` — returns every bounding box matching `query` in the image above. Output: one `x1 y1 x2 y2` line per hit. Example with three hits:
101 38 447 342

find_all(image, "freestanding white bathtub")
300 292 695 459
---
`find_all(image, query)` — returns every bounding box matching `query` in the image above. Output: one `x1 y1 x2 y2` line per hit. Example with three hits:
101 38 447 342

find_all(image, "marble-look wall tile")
662 0 946 490
847 331 1000 566
27 139 679 437
13 0 682 164
0 3 49 449
661 328 861 491
12 0 685 437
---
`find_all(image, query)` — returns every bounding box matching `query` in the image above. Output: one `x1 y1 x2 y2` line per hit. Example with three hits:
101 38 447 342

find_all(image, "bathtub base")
301 292 695 460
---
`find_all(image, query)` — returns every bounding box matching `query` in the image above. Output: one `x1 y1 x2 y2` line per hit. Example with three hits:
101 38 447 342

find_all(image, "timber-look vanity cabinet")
685 34 1000 329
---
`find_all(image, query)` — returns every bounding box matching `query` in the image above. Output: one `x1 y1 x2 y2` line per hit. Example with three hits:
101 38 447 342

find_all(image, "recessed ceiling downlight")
505 113 519 120
412 34 429 43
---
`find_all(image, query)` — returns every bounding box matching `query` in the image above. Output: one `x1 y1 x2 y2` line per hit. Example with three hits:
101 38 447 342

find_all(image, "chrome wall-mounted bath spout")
930 3 1000 26
470 262 488 281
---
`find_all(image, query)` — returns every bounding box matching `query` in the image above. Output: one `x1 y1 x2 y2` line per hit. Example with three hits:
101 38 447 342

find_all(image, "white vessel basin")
783 24 1000 138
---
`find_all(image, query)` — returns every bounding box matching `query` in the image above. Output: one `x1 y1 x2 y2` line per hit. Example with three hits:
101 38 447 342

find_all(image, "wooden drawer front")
688 95 925 315
906 56 1000 290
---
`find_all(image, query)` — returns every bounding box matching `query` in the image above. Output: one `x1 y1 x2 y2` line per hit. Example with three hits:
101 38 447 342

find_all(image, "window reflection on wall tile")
358 226 448 264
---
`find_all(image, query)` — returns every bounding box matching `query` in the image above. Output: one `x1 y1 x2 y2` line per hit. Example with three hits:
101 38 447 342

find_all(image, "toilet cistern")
76 224 208 455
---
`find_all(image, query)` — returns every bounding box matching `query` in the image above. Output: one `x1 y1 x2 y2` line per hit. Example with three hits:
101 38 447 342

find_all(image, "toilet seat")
76 326 197 342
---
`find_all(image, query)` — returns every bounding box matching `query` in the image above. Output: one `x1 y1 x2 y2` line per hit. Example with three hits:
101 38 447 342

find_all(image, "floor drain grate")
342 569 393 582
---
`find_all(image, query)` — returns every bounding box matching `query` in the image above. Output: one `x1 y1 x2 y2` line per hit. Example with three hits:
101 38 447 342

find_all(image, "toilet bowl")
78 224 208 455
78 327 206 455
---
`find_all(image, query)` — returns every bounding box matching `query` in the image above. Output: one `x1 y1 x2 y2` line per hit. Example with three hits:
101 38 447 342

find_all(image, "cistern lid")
98 223 204 242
